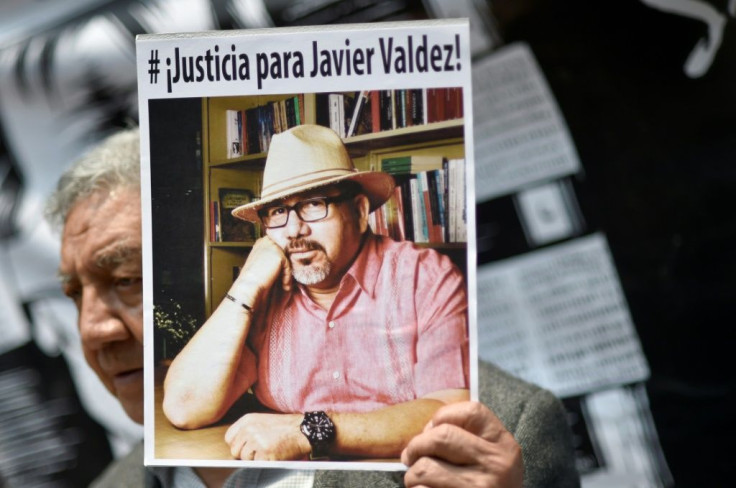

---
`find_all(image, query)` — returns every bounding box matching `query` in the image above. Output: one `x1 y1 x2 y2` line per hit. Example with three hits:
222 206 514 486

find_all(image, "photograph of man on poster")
161 122 470 463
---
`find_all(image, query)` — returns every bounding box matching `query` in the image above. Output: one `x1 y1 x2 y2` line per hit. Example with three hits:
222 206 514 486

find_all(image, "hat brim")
232 171 396 223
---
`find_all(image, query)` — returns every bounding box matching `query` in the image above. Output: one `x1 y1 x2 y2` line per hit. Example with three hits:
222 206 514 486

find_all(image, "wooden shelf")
416 242 467 250
208 241 256 248
344 119 464 157
209 153 266 168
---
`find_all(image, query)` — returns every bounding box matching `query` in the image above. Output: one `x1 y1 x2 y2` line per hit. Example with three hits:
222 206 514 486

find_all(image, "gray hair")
45 128 140 230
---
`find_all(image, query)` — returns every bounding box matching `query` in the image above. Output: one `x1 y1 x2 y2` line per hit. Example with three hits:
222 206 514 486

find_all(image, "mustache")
285 239 325 255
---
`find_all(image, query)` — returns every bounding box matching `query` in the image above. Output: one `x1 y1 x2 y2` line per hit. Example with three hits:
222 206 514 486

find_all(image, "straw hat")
232 124 395 222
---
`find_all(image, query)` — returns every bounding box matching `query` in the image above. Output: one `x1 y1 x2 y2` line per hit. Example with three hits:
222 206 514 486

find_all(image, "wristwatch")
300 411 336 459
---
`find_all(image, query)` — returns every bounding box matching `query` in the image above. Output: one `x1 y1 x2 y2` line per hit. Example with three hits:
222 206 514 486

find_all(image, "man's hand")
224 413 311 461
400 401 523 488
233 236 292 305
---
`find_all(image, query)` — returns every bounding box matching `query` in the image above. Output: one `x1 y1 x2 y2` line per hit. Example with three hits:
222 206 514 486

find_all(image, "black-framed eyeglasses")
257 193 353 229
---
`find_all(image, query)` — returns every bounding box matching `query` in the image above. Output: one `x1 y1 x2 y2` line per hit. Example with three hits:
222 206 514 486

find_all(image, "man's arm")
224 388 469 461
163 236 291 429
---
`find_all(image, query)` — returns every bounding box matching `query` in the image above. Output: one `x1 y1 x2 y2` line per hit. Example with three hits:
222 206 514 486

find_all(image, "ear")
354 194 371 233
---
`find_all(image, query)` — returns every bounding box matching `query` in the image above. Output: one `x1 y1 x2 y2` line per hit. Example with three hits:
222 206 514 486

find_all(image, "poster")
136 20 477 470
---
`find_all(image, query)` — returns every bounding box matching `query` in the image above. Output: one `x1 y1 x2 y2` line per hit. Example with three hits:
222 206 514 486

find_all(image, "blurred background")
0 1 732 486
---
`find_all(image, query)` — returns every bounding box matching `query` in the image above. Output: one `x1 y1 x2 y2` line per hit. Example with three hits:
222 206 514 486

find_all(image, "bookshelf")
202 89 466 315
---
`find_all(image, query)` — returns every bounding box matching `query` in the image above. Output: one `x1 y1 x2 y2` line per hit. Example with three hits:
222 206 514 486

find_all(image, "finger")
260 236 291 292
404 456 464 488
401 422 510 467
281 254 292 291
224 414 248 444
240 443 256 461
228 429 247 459
224 422 237 444
430 401 506 441
404 453 522 488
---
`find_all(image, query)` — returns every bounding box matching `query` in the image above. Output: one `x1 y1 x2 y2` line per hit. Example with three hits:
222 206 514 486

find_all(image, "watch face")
301 411 336 454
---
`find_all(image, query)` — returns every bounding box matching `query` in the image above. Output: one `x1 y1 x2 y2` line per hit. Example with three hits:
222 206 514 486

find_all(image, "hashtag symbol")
148 49 160 84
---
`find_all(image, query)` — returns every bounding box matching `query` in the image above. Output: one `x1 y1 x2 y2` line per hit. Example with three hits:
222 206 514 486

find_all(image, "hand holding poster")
137 20 477 471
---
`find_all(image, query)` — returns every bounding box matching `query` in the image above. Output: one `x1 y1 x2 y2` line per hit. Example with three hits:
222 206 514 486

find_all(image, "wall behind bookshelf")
149 98 206 360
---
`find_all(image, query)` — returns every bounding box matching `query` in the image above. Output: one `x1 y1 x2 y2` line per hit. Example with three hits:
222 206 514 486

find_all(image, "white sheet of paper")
581 385 673 488
477 233 649 397
472 43 581 202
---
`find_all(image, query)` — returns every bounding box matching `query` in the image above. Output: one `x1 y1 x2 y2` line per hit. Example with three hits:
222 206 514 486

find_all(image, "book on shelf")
317 92 365 138
379 90 394 131
328 93 345 138
389 185 406 241
434 167 449 243
380 154 444 175
313 88 461 138
409 177 428 243
346 90 372 137
271 100 282 134
368 184 406 242
226 109 242 158
216 188 256 242
446 158 467 242
455 158 467 242
425 87 464 124
226 95 305 158
370 91 381 133
425 170 445 243
210 200 220 242
408 89 423 126
395 90 405 129
346 90 366 138
417 172 435 242
372 155 466 244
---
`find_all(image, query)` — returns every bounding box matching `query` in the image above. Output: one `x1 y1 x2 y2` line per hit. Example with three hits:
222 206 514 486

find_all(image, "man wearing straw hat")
164 123 470 462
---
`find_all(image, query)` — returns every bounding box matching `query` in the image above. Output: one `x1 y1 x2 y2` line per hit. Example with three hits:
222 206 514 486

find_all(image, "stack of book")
370 155 467 243
226 94 305 158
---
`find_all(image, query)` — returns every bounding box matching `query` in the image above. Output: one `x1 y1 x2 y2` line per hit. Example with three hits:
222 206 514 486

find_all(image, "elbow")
162 388 217 430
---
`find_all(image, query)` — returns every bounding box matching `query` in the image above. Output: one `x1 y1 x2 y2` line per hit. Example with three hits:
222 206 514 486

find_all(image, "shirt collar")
343 232 380 298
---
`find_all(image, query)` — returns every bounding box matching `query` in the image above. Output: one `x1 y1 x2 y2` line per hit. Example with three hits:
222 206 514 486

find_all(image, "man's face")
59 187 144 423
265 185 369 289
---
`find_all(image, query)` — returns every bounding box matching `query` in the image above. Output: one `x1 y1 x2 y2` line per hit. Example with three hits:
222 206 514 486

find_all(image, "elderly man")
45 128 146 486
47 127 579 487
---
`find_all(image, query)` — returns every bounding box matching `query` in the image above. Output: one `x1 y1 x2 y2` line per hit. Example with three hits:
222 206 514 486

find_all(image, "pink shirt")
245 234 468 414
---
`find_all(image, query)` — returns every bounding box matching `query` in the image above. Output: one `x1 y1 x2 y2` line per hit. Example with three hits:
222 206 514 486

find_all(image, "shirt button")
332 371 340 380
328 321 336 329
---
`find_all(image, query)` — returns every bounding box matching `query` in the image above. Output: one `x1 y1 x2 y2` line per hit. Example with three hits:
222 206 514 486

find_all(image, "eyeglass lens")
262 198 329 228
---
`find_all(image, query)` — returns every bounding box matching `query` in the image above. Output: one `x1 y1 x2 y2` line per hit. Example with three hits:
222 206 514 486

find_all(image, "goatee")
286 238 332 285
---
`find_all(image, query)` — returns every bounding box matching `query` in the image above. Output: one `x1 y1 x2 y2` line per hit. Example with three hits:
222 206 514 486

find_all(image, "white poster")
137 20 478 470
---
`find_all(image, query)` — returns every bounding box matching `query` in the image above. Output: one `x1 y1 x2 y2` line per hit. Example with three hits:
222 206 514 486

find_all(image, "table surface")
153 367 401 464
154 373 235 460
